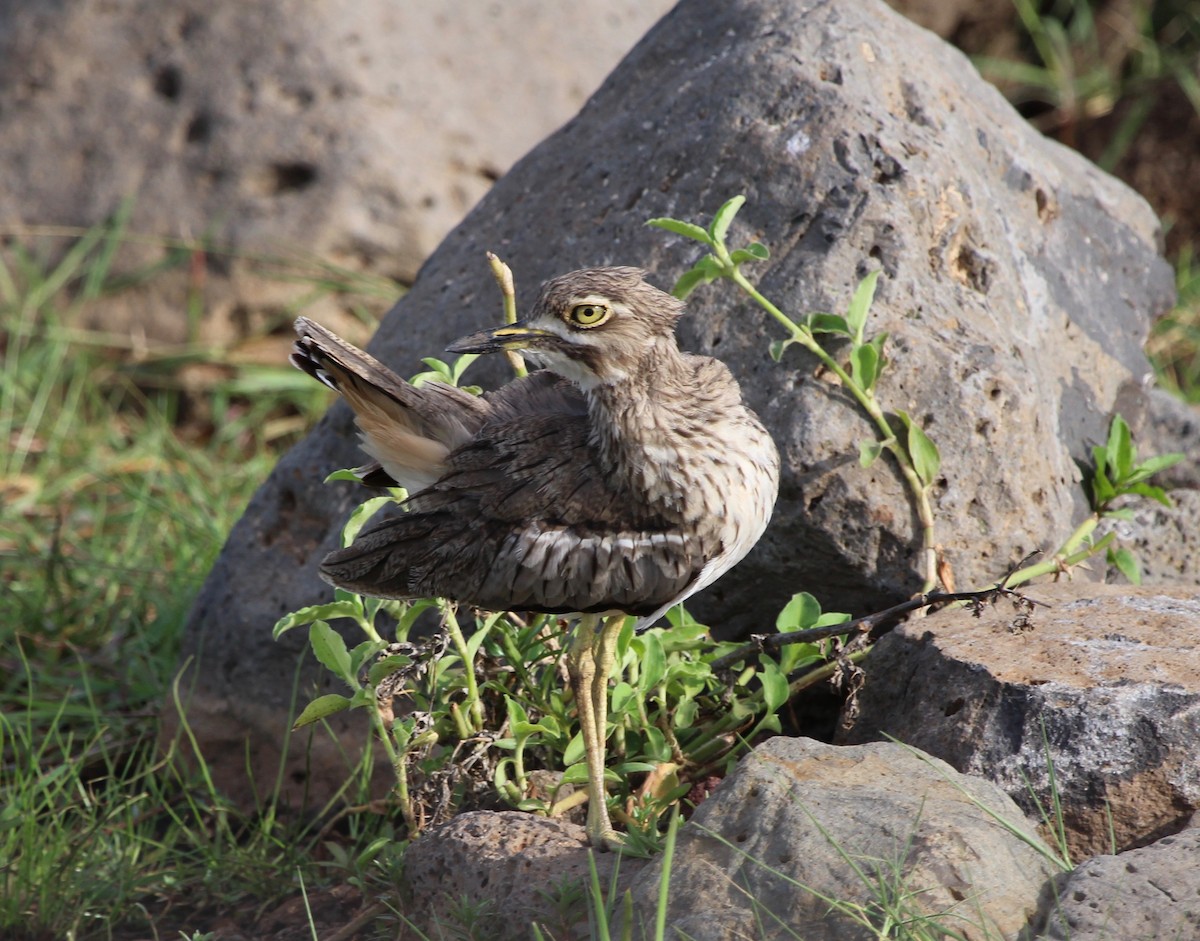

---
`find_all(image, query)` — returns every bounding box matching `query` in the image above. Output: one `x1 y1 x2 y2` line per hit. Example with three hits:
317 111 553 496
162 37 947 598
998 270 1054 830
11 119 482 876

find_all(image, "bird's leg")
567 613 622 849
591 614 628 846
590 612 625 771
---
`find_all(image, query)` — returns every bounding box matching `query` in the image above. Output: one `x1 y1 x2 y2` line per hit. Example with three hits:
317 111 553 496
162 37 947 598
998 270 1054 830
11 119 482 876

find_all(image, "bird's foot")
586 824 628 853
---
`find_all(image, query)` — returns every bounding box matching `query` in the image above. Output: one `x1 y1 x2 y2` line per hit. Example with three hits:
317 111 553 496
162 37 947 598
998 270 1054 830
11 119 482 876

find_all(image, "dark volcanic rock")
177 0 1180 808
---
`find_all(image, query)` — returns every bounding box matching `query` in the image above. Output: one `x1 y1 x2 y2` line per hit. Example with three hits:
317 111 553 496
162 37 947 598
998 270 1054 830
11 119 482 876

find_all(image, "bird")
290 266 780 849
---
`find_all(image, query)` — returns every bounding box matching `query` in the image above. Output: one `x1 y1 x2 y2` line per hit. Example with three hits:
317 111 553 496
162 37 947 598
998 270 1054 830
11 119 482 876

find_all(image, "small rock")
839 583 1200 859
627 737 1059 941
1030 827 1200 940
402 811 648 941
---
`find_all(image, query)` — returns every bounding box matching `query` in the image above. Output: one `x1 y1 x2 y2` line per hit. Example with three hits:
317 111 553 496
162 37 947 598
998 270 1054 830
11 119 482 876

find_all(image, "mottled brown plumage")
292 266 779 848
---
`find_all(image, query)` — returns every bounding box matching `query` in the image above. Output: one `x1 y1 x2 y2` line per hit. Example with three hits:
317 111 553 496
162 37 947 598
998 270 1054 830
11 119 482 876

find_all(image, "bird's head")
447 267 685 389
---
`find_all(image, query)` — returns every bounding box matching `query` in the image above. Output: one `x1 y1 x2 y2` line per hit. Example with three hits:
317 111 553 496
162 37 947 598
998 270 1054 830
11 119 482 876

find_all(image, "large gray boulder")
0 0 672 342
175 0 1185 807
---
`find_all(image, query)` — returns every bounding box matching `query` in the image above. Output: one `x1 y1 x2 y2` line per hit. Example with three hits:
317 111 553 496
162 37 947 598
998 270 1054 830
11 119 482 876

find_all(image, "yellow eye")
568 303 609 327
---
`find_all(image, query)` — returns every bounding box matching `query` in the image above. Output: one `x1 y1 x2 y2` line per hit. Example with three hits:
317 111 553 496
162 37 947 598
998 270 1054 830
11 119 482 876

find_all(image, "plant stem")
725 264 938 590
1005 517 1111 586
365 703 417 835
442 602 485 732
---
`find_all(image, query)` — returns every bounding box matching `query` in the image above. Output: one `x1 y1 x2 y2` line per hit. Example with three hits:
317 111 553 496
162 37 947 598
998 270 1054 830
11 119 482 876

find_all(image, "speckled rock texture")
403 738 1059 940
1031 827 1200 941
402 811 648 940
626 737 1059 941
839 584 1200 859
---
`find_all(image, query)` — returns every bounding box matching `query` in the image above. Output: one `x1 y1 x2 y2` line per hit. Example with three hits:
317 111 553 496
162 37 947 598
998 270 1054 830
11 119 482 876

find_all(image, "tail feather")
292 317 492 492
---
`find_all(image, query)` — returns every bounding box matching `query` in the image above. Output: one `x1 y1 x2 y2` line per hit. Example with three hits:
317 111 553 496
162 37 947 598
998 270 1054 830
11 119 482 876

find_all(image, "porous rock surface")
402 811 647 941
839 583 1200 860
631 737 1060 941
0 0 672 342
1031 827 1200 941
178 0 1188 807
403 738 1059 941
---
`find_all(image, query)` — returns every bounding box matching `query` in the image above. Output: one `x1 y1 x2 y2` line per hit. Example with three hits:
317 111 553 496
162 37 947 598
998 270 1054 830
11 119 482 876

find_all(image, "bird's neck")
583 342 741 524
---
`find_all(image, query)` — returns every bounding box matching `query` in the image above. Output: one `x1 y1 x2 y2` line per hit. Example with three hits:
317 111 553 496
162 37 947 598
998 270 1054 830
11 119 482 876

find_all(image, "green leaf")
859 438 884 468
778 641 826 676
646 217 714 246
1105 414 1134 480
449 353 480 387
350 640 385 676
505 697 531 727
396 597 440 640
850 342 879 392
342 496 396 546
657 621 711 651
324 468 363 484
674 698 698 729
708 195 746 246
610 681 637 716
896 411 941 486
909 423 941 487
749 713 783 738
635 632 666 692
1130 452 1185 479
310 621 354 686
846 270 880 345
1089 455 1116 510
640 726 670 763
293 693 353 729
672 263 718 300
272 600 364 639
663 605 703 629
562 733 585 770
807 312 852 336
776 592 822 632
1108 546 1142 584
1125 481 1174 508
769 337 797 362
410 358 453 388
366 653 412 687
466 611 504 660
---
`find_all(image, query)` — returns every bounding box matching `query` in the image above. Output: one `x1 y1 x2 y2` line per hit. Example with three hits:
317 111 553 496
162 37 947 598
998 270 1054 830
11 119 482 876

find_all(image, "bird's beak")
446 323 557 355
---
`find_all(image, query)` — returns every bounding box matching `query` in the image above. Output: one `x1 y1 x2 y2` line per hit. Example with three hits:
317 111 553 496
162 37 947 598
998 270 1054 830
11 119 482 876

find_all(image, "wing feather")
318 384 714 614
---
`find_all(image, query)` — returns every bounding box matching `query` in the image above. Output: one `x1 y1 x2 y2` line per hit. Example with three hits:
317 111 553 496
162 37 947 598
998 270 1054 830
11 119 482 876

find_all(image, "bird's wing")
317 381 714 615
291 317 492 491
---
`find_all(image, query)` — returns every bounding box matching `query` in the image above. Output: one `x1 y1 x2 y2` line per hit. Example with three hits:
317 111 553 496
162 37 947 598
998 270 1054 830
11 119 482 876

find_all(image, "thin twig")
709 568 1049 673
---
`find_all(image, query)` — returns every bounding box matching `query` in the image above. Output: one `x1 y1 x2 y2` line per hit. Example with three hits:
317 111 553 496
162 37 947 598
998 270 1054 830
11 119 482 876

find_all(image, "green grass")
0 216 405 939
